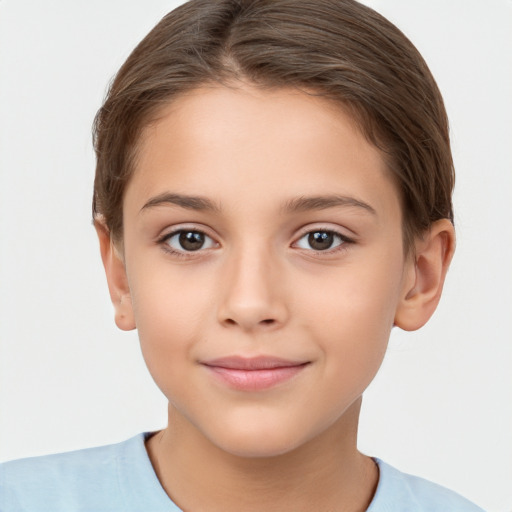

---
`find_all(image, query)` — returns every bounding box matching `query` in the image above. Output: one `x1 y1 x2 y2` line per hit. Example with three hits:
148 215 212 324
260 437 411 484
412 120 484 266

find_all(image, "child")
0 0 486 510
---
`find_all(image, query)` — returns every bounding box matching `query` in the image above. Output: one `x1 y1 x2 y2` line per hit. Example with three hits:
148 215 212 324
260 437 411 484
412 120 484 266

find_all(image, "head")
93 0 455 457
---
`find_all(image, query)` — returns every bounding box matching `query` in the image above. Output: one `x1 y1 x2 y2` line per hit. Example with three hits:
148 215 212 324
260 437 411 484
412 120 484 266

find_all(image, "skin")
96 85 455 512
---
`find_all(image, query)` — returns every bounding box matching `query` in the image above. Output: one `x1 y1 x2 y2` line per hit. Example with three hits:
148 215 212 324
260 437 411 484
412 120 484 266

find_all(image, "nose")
217 247 289 332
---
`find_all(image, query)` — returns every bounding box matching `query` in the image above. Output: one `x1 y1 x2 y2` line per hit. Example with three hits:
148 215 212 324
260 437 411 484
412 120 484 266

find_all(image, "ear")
394 219 455 331
94 220 136 331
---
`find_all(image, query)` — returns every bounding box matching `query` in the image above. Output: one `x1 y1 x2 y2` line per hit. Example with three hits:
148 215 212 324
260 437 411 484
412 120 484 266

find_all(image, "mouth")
201 356 310 391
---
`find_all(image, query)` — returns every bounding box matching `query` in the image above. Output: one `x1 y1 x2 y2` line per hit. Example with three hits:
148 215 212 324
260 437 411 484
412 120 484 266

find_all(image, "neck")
146 398 378 512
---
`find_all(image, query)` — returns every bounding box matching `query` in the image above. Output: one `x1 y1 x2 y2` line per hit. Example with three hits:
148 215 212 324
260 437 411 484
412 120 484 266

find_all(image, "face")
118 85 413 457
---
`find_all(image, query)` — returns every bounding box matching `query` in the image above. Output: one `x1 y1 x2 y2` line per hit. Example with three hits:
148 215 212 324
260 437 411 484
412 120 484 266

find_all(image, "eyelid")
291 225 355 253
294 223 355 242
156 223 217 241
156 224 220 256
154 223 354 258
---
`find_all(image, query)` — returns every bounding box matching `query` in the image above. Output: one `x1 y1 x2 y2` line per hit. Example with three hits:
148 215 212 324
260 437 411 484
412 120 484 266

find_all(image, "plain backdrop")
0 1 511 511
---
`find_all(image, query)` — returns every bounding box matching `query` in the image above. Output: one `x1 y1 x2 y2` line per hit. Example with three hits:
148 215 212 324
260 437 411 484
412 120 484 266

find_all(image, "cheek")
130 259 214 328
297 255 403 374
127 267 215 389
300 255 401 326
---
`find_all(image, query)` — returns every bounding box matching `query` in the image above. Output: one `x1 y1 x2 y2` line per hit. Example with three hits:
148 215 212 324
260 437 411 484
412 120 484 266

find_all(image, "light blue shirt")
0 433 485 511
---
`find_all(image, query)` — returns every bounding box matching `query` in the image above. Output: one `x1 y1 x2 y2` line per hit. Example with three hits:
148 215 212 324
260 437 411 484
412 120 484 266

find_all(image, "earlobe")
394 219 455 331
94 220 136 331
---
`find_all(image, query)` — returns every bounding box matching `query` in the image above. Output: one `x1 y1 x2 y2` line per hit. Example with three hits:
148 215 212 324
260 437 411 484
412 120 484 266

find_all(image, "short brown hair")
93 0 454 251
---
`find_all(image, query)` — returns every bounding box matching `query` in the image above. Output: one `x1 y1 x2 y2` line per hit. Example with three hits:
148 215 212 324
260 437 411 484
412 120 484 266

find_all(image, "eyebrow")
140 193 222 213
140 192 376 216
281 195 377 215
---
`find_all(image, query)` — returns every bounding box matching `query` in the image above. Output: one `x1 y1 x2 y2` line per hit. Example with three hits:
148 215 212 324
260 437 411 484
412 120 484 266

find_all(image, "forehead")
127 85 400 222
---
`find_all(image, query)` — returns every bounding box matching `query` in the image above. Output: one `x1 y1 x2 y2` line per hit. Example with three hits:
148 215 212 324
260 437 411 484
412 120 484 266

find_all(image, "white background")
0 1 510 510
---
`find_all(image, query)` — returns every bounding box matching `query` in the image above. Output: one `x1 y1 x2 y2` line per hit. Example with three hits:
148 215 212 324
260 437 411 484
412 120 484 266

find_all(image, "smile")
201 356 310 391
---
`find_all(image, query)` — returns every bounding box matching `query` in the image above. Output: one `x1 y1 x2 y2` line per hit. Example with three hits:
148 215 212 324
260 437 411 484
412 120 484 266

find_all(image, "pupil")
308 231 333 250
179 231 204 251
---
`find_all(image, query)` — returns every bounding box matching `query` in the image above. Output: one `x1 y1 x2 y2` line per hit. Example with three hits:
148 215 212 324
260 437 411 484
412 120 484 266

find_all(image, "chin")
219 438 300 459
207 421 313 459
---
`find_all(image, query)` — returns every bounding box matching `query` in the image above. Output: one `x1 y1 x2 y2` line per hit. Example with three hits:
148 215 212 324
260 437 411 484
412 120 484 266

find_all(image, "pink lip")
201 356 310 391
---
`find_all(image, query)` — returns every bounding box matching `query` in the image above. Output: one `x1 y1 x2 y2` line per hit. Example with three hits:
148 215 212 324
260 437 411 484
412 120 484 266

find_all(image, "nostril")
261 319 275 325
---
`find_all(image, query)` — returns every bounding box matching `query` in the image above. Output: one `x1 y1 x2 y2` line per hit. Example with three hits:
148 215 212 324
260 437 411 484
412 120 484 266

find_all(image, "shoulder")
368 458 486 512
0 434 146 512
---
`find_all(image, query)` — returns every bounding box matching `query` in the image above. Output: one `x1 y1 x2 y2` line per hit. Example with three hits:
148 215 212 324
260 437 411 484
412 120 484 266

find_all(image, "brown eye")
295 230 349 252
164 230 216 252
179 231 205 251
308 231 335 250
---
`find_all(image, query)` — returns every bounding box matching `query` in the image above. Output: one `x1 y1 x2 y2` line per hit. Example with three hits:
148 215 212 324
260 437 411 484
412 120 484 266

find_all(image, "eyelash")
156 228 216 259
156 227 354 259
293 228 354 256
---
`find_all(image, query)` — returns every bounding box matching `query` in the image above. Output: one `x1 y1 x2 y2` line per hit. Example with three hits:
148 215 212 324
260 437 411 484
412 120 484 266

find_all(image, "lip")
201 356 310 391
